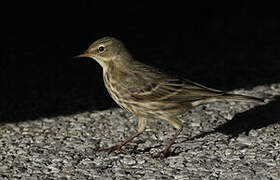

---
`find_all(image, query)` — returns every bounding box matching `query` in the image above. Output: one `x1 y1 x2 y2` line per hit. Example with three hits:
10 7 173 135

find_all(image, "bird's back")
102 60 235 119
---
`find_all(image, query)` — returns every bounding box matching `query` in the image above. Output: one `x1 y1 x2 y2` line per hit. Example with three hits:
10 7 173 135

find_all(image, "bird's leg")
98 117 146 155
97 131 142 155
157 118 183 158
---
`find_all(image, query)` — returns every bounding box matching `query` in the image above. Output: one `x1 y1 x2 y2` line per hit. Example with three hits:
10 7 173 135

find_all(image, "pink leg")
97 117 147 155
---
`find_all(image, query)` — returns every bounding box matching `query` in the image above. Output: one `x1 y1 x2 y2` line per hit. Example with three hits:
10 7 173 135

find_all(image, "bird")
76 36 264 157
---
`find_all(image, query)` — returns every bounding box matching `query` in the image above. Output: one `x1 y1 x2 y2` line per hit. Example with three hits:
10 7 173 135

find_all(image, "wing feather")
130 77 224 103
118 62 224 104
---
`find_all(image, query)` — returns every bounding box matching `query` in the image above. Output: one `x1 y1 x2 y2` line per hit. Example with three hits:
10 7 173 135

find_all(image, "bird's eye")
98 46 105 52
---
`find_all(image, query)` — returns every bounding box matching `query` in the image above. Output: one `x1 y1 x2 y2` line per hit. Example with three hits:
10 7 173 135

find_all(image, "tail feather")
219 93 265 103
191 93 264 106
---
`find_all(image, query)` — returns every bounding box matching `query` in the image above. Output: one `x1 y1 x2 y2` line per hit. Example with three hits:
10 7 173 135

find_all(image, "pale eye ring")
98 46 105 52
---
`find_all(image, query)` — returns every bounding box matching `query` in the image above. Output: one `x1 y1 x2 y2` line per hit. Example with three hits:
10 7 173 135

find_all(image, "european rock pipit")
76 36 263 157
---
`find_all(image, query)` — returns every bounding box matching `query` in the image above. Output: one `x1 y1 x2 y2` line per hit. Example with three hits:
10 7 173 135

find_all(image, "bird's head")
75 37 132 69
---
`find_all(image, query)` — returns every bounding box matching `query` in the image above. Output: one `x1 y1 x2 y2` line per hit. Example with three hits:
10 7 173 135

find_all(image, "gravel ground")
0 84 280 179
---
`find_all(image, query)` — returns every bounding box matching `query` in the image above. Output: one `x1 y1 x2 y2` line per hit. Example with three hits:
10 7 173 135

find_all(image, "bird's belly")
112 93 189 119
131 101 189 117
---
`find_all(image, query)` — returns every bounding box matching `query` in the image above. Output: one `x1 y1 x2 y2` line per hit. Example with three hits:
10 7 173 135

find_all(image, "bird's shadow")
188 95 280 140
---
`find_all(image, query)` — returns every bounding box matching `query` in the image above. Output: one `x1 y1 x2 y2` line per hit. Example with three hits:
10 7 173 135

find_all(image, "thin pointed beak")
73 53 91 59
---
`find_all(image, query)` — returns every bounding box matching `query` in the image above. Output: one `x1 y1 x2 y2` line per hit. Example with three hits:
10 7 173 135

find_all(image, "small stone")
204 111 213 115
42 118 55 123
224 149 233 156
189 122 201 127
120 156 137 166
236 135 253 146
248 129 259 137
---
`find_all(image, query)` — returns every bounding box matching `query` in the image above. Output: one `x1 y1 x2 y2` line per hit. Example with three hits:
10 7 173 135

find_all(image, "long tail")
191 93 264 106
219 93 265 103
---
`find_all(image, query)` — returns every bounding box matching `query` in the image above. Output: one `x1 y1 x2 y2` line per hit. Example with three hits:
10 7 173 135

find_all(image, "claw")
153 150 170 158
97 145 130 155
97 130 143 156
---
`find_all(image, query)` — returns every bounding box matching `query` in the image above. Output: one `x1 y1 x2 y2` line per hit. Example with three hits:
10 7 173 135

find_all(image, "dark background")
1 1 280 123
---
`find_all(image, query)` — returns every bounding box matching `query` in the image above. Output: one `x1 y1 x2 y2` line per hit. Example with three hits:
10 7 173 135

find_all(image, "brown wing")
129 77 224 103
116 61 224 103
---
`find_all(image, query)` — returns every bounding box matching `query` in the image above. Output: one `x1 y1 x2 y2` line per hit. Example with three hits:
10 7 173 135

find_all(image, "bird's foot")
97 145 130 155
153 149 170 158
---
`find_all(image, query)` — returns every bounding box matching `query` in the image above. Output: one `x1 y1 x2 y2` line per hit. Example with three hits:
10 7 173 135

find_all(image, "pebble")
236 135 254 146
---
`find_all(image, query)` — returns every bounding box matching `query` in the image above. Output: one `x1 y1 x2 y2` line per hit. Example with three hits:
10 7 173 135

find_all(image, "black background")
1 1 280 123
